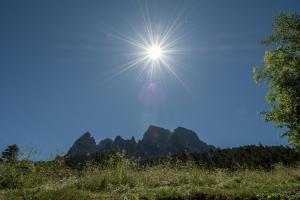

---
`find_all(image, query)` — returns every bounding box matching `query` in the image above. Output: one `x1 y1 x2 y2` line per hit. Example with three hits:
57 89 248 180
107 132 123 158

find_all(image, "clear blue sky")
1 0 299 159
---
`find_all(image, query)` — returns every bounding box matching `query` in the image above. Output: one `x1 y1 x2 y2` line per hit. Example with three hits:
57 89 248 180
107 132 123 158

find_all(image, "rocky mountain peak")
67 132 97 156
115 135 124 142
67 125 215 157
130 136 136 142
97 138 113 150
142 125 172 145
173 127 200 141
170 127 210 152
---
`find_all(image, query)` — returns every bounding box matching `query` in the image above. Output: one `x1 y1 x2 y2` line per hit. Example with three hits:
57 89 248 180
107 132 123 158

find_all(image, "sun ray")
160 58 189 90
105 56 149 81
106 2 190 90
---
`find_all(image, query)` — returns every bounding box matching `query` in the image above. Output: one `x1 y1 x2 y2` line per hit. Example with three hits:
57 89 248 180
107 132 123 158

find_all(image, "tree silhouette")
1 144 19 162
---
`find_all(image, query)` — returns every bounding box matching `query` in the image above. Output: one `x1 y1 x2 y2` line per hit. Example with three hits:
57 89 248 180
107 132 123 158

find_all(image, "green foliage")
77 153 138 192
2 188 100 200
1 152 300 200
0 159 38 189
0 161 25 189
253 13 300 149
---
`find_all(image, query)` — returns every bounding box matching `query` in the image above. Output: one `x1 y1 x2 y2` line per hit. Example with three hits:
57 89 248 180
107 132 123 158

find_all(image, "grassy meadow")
0 154 300 200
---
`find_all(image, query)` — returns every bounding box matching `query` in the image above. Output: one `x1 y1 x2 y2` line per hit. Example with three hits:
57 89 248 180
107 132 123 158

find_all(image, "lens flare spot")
139 82 164 106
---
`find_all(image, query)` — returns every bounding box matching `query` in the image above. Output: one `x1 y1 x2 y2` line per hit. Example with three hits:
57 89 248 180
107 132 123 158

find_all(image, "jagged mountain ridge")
67 125 215 157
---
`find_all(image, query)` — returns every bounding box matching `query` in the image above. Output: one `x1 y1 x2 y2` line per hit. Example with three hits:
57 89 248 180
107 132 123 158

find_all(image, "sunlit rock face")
66 132 97 156
67 126 215 157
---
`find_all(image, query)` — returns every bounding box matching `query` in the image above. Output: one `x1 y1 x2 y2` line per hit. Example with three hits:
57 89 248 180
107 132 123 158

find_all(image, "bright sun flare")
147 45 163 60
109 8 188 88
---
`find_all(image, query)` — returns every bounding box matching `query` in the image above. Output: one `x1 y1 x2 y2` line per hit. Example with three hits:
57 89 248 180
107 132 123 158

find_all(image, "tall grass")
0 153 299 200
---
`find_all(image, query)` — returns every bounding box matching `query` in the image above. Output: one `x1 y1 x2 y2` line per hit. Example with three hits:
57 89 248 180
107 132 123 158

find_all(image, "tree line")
65 144 300 170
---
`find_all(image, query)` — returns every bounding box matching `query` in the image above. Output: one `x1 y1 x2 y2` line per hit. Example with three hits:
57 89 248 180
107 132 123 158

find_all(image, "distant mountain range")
66 125 215 157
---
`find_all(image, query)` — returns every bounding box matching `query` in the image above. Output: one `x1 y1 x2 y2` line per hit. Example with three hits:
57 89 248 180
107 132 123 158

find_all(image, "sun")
147 44 163 60
108 9 188 87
